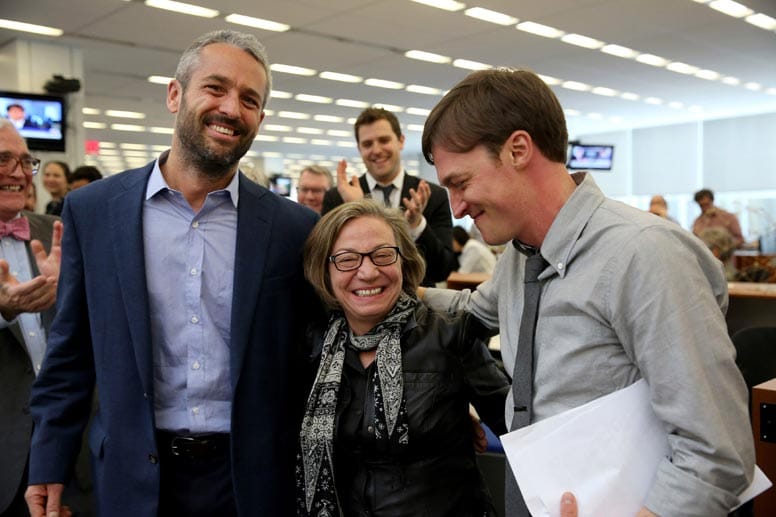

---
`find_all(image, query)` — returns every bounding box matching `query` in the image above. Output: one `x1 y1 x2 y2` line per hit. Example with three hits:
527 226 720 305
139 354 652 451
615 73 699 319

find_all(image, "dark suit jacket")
0 212 57 513
321 173 456 285
29 164 320 516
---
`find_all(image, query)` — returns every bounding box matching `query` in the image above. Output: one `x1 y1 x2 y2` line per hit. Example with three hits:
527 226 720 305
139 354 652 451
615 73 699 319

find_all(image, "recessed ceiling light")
327 129 351 137
295 94 333 104
270 64 316 76
264 124 292 132
668 101 684 109
278 111 310 120
373 103 404 112
689 105 704 113
644 97 663 105
335 99 370 109
721 76 741 85
254 135 279 142
337 141 357 148
105 110 146 119
745 13 776 30
586 112 603 120
561 33 604 49
111 124 146 132
695 69 721 80
600 44 637 58
452 59 491 70
708 0 753 18
314 114 345 123
410 0 465 12
744 82 762 91
635 54 668 67
120 143 148 150
150 127 174 134
666 62 700 75
82 107 101 116
463 7 517 26
537 74 562 86
620 92 640 101
365 78 405 89
319 71 363 83
561 81 591 92
144 0 218 18
406 84 442 95
297 127 323 135
99 142 116 148
262 152 282 158
271 90 293 99
224 14 289 32
591 87 618 97
148 75 173 85
766 88 776 96
406 107 431 116
564 109 581 117
516 21 564 38
311 139 333 146
283 137 307 144
407 124 425 132
405 50 452 64
83 122 107 129
0 18 63 36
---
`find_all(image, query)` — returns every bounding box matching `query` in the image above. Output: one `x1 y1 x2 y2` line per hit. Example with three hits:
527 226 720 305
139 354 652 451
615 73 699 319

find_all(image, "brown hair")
303 200 425 309
354 107 402 145
422 68 568 165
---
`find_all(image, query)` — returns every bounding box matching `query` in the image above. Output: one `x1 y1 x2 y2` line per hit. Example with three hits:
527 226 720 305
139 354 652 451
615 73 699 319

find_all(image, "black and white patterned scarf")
296 292 416 516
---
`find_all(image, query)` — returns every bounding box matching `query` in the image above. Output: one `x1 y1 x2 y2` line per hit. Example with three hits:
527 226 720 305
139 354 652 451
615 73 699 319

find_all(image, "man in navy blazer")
26 30 319 516
321 107 457 286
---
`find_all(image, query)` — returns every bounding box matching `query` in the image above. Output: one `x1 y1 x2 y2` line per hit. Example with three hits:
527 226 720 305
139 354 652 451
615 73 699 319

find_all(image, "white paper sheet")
500 379 770 517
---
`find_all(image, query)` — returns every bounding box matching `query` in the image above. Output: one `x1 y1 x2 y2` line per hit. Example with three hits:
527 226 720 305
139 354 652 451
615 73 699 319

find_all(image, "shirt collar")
145 150 240 208
539 172 605 279
365 169 405 194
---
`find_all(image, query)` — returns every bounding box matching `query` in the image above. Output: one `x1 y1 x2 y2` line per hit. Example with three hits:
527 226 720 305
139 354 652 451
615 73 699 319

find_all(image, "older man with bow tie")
0 118 62 517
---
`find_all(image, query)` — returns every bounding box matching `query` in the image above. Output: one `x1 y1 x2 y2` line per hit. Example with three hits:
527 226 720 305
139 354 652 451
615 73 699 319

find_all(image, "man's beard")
176 109 256 179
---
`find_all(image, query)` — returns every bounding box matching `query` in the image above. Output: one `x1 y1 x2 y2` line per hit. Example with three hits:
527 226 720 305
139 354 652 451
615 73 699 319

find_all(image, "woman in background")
298 200 508 516
42 160 70 216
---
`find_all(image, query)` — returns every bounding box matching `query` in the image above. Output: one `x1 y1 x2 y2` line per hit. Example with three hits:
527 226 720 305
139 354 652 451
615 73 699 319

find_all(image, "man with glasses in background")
296 165 332 214
0 119 63 516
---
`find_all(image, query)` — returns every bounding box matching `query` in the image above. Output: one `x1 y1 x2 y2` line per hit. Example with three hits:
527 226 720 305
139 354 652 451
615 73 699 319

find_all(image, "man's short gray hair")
175 29 272 108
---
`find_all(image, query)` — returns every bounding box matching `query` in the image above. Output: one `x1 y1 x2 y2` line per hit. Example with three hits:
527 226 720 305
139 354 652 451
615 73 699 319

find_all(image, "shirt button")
367 425 374 433
28 331 36 337
557 262 564 270
190 268 198 275
192 221 199 229
148 454 158 464
191 316 199 324
192 361 200 370
192 407 200 415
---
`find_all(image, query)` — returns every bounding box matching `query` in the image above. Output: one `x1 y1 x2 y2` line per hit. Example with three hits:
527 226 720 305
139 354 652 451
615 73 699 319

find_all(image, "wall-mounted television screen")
0 91 66 152
567 144 614 171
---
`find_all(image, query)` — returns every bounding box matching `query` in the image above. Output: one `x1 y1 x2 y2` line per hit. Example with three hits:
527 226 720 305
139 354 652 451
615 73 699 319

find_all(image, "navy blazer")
29 163 320 516
322 173 456 285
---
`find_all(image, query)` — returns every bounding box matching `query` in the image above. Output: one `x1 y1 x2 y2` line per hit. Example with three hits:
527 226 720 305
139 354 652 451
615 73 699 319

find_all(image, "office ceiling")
1 0 775 176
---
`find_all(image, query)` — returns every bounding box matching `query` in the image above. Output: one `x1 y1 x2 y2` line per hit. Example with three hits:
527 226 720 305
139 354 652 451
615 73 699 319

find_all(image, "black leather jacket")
307 303 509 516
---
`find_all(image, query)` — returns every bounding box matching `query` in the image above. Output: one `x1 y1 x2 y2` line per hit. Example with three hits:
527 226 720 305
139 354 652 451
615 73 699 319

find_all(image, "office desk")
726 283 776 337
446 272 491 290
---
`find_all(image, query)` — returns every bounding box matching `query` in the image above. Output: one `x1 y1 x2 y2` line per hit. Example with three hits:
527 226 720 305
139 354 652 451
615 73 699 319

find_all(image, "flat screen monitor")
567 144 614 171
0 91 66 152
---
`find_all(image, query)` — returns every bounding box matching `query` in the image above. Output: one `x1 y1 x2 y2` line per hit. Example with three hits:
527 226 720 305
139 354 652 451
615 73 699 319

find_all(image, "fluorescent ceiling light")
144 0 218 18
262 152 282 158
83 122 107 129
591 87 618 97
275 117 311 127
516 21 564 38
564 109 581 117
744 82 762 91
666 62 699 75
271 90 293 99
406 107 432 116
766 88 776 95
254 134 279 142
668 101 684 109
319 71 363 83
373 103 404 112
406 84 442 95
105 110 146 119
82 107 101 116
0 18 63 36
365 78 405 89
99 142 116 148
452 58 491 70
600 44 637 58
537 74 562 85
336 99 370 108
745 13 776 30
688 105 704 113
151 145 169 151
120 143 147 150
295 94 333 104
609 116 624 124
407 124 425 132
150 127 174 134
635 53 668 67
111 124 146 132
405 50 452 64
327 129 351 137
270 64 316 76
708 0 753 18
264 124 292 132
561 33 604 49
620 92 640 101
337 141 357 148
311 139 333 146
97 149 119 155
282 137 307 144
722 76 740 85
122 150 150 157
561 81 591 92
148 75 173 85
644 97 663 105
586 113 603 120
224 14 289 32
297 127 323 135
314 115 345 123
695 69 720 80
410 0 465 12
463 7 517 25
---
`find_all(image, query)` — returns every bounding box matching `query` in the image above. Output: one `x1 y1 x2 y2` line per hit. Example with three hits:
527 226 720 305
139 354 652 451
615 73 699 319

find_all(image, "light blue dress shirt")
0 227 47 375
143 160 238 434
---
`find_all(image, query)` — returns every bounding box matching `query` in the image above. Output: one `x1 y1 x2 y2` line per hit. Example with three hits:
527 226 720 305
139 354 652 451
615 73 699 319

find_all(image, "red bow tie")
0 217 31 241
